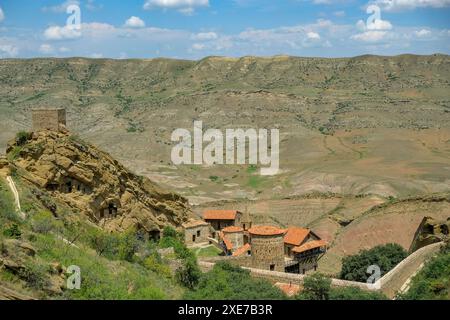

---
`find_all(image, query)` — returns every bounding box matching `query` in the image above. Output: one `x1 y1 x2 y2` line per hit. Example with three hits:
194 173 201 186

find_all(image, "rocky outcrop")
0 239 65 295
409 216 450 252
6 130 191 234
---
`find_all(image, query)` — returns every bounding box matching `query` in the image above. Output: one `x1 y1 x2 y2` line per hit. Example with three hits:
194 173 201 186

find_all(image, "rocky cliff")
5 130 191 235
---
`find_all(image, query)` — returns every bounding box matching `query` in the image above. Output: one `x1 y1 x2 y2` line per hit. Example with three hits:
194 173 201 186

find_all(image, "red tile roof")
203 210 239 220
274 282 301 297
248 225 286 236
292 240 327 254
222 235 233 250
182 220 209 229
232 243 251 257
222 226 244 233
284 227 310 246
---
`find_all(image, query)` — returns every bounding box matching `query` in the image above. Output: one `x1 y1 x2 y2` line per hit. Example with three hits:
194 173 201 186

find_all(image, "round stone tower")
248 226 286 272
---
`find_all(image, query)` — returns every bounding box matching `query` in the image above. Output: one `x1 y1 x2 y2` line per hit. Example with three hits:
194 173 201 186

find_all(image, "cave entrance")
65 180 73 193
108 203 117 216
149 230 161 242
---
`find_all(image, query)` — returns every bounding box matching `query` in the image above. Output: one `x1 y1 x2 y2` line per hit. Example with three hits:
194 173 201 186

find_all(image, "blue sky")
0 0 449 59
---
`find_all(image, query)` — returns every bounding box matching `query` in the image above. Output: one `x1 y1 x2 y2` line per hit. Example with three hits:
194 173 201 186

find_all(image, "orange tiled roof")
182 220 209 229
284 227 310 246
274 282 301 297
222 235 233 250
248 225 286 236
232 243 251 257
203 210 239 220
222 226 244 233
292 240 327 254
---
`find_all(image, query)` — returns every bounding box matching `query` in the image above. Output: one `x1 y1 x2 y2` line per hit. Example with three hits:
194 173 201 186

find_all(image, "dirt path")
5 176 26 220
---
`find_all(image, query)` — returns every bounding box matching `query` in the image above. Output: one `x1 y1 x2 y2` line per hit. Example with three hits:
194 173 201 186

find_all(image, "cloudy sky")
0 0 449 59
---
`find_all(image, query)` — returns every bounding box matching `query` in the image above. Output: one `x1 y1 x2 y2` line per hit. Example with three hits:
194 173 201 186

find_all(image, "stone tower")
249 225 286 272
240 205 252 231
32 108 66 132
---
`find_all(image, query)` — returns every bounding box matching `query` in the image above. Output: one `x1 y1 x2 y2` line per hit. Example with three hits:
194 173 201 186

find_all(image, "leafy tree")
117 228 140 262
339 243 407 282
185 262 286 300
296 273 331 300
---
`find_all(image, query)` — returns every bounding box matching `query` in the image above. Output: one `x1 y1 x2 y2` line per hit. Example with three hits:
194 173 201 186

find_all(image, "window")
270 264 275 271
197 230 201 237
192 235 196 242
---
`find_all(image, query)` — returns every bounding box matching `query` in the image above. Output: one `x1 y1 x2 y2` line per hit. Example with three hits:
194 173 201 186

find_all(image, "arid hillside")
0 54 449 203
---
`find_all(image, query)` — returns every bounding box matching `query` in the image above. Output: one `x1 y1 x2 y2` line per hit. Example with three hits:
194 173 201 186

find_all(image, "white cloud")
355 17 392 32
307 31 321 40
334 10 346 17
414 29 431 37
371 0 450 11
143 0 209 14
44 25 82 40
0 7 4 22
42 0 80 13
367 19 392 30
192 32 218 40
124 16 146 28
39 44 55 54
0 44 18 57
90 53 103 58
192 43 206 50
59 46 71 53
351 30 387 42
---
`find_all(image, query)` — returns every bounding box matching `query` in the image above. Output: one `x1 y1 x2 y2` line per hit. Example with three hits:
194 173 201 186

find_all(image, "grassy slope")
0 177 184 300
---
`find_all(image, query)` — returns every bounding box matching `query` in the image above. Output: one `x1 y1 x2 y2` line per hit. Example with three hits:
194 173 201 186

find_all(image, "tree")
296 273 331 300
339 243 407 282
185 262 286 300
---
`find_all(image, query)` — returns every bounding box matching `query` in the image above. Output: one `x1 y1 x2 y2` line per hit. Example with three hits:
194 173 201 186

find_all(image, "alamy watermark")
171 121 279 175
366 264 381 290
66 265 81 290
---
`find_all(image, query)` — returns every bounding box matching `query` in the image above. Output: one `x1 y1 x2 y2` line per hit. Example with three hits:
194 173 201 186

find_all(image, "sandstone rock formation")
5 130 191 235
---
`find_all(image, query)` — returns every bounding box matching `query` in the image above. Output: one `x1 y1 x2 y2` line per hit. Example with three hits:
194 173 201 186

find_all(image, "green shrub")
117 228 140 262
296 273 387 300
144 254 172 279
89 229 119 258
19 262 49 291
185 262 286 300
339 243 407 282
329 286 387 300
7 146 23 161
3 224 22 239
15 131 32 146
296 273 331 300
397 242 450 300
31 211 62 234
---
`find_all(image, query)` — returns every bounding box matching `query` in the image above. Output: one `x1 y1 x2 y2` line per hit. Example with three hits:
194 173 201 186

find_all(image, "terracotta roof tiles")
284 227 310 246
248 225 286 236
203 210 239 220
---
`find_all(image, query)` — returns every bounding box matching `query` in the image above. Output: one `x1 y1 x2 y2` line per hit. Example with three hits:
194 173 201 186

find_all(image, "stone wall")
184 224 210 246
377 241 443 298
32 109 66 132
